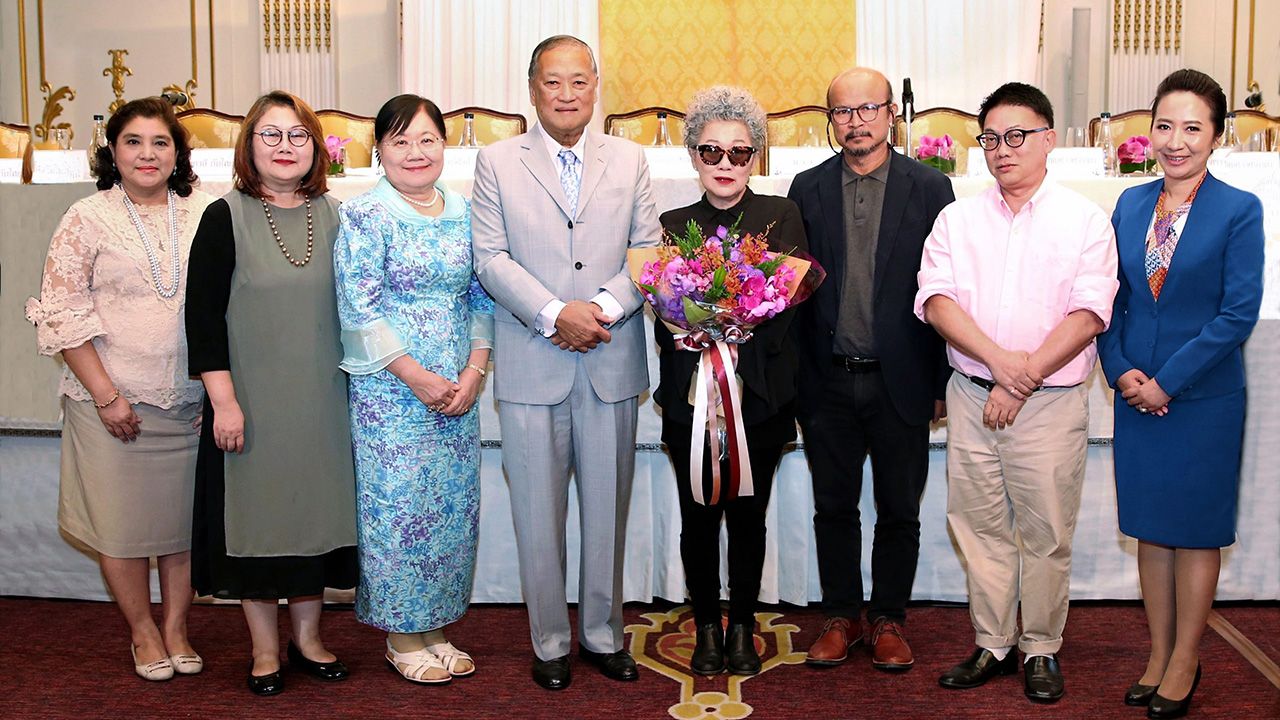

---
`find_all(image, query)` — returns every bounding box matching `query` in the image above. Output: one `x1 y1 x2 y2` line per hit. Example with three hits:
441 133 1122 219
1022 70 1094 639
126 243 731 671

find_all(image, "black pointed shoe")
579 648 639 682
724 623 760 676
1024 655 1064 703
532 655 571 690
1125 681 1159 706
247 661 284 696
690 623 726 675
287 641 349 681
938 647 1019 689
1147 664 1201 719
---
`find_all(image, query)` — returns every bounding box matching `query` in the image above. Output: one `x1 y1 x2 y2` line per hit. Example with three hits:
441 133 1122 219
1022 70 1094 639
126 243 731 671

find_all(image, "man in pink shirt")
914 83 1118 704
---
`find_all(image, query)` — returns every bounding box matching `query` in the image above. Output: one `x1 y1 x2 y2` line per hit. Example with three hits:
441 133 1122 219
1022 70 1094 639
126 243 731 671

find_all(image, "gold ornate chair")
441 107 527 146
1087 109 1152 149
0 122 32 159
764 106 832 175
1232 109 1280 150
604 107 686 146
176 108 244 149
317 109 376 167
894 107 981 173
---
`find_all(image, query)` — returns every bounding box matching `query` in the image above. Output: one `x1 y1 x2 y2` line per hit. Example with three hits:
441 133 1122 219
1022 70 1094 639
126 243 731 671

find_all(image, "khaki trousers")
945 374 1087 655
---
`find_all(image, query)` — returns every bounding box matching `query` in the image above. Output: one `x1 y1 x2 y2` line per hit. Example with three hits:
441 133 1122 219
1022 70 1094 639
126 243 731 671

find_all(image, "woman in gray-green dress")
185 92 357 697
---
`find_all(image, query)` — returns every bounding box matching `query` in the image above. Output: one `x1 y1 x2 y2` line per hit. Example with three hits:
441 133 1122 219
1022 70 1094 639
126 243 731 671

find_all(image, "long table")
2 168 1277 604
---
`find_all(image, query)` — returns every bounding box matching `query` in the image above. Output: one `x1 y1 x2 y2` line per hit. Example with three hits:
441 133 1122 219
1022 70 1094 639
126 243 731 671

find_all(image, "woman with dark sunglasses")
652 85 808 677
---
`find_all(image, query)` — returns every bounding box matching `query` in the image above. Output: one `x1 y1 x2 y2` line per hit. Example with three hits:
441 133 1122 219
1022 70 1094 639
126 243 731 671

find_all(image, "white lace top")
25 185 215 408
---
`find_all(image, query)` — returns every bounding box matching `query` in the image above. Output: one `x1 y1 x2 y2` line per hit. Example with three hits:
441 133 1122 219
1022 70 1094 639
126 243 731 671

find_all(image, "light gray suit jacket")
471 125 660 405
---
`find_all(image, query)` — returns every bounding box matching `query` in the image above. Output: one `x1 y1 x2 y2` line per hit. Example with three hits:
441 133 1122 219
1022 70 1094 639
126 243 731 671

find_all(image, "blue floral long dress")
334 178 494 632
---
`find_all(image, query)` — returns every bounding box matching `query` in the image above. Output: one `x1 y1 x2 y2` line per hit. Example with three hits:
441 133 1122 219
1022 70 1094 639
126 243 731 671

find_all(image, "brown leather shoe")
805 617 862 667
869 618 914 671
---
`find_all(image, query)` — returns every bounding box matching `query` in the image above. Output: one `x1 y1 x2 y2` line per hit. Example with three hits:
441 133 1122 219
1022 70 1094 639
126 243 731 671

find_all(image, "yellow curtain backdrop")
599 0 856 117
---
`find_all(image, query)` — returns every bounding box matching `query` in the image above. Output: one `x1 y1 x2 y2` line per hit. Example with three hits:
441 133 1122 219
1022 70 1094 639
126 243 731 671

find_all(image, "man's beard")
844 137 886 158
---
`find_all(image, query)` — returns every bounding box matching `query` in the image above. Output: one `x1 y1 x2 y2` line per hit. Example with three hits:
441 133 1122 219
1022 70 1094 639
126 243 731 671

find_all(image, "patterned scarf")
1145 173 1206 300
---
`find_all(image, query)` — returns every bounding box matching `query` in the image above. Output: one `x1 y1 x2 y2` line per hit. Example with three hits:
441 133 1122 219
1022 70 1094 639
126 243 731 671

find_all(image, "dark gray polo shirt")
833 153 890 357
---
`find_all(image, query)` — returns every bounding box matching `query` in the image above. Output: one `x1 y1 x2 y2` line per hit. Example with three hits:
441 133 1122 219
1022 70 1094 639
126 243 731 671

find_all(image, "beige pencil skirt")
59 398 200 558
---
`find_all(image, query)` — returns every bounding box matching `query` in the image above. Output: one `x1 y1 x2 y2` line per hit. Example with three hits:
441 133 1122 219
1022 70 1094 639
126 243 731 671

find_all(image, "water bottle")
88 115 108 174
1099 112 1117 177
1223 112 1240 150
654 112 671 146
460 112 478 147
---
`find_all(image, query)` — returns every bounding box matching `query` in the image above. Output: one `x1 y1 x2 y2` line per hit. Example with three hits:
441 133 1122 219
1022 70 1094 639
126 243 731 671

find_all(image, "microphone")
902 78 915 157
161 90 189 107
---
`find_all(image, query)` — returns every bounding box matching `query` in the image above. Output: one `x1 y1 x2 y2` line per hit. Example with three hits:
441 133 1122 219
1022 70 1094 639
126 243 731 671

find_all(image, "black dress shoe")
287 641 349 681
532 655 571 690
580 647 639 681
247 661 284 696
690 623 726 675
1125 681 1159 706
1147 664 1201 719
938 647 1019 689
1024 655 1064 703
724 623 760 676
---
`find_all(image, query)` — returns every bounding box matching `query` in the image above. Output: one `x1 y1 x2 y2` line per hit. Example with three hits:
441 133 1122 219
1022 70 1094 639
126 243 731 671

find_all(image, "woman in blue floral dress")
334 95 494 685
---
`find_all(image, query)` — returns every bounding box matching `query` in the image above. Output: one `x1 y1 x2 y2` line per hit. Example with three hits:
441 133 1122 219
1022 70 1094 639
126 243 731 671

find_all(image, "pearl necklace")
396 186 441 209
261 198 314 267
120 185 181 299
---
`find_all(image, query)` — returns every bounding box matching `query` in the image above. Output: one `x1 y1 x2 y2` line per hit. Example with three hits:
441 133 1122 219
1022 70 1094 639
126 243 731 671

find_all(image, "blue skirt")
1113 389 1245 548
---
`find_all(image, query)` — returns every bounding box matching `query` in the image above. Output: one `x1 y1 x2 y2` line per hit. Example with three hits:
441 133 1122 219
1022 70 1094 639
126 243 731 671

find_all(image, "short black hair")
94 96 197 196
374 94 447 146
977 82 1055 129
1151 69 1227 139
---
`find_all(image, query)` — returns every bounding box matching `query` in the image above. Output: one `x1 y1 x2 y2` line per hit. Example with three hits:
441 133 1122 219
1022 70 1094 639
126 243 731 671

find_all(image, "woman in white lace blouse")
25 97 214 682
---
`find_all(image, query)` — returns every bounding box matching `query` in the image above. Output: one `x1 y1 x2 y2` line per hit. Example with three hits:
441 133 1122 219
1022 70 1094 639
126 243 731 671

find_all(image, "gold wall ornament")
1164 0 1171 51
314 0 322 51
294 1 301 51
273 0 281 51
1143 0 1151 54
1175 0 1181 51
262 0 270 50
324 0 331 51
283 0 291 50
103 49 133 115
1124 0 1132 53
304 0 312 51
1113 0 1120 51
18 0 30 125
35 0 75 141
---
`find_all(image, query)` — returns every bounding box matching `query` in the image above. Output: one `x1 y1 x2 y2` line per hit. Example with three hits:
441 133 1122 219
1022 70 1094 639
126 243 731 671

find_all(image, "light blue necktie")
557 148 581 217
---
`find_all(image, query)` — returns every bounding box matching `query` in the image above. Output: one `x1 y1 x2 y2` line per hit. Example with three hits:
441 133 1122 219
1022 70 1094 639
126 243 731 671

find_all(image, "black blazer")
653 190 807 442
787 150 954 426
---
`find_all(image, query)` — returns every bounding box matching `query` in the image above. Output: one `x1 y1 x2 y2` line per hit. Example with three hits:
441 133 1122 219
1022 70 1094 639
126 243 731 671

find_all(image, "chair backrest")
0 122 32 160
604 106 686 146
766 106 832 148
317 109 376 168
1232 109 1280 151
442 107 527 147
1087 109 1151 149
177 108 245 149
894 107 981 173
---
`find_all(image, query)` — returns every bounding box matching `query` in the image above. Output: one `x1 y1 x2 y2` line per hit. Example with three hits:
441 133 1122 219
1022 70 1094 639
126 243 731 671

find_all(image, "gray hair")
527 35 598 80
683 86 767 151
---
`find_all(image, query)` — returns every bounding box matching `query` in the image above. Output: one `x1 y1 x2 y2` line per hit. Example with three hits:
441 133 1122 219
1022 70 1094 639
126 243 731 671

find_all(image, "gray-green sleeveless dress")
185 190 358 599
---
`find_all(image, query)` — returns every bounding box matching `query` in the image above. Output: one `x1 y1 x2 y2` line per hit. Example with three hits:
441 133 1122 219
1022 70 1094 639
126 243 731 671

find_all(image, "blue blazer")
1098 172 1264 400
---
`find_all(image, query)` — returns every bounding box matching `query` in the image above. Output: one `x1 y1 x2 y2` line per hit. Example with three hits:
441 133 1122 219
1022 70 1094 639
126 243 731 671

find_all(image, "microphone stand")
902 78 915 159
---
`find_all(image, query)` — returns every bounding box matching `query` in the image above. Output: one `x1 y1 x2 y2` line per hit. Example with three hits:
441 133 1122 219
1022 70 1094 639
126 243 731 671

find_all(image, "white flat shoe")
132 645 174 681
425 640 475 677
385 639 450 685
169 653 203 675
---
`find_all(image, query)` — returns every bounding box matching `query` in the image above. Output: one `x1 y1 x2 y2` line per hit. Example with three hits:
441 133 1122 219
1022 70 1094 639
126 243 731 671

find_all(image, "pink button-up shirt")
913 180 1118 387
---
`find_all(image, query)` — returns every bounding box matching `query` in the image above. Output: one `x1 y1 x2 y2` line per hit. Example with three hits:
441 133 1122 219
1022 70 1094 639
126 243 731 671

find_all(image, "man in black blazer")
788 66 954 672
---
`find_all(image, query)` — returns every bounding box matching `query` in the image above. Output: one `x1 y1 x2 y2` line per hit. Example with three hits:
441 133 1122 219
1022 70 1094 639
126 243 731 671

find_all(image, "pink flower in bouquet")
917 134 954 160
324 134 352 163
1118 135 1151 164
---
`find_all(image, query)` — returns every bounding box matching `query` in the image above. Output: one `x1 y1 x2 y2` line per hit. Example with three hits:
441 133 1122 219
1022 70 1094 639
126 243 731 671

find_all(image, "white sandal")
169 653 204 675
132 645 174 682
424 640 476 677
385 639 451 685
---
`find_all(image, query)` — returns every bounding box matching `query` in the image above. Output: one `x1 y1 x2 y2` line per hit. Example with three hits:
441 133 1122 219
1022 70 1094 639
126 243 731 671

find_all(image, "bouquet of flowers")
1118 135 1155 174
325 134 351 176
917 134 956 175
628 217 824 505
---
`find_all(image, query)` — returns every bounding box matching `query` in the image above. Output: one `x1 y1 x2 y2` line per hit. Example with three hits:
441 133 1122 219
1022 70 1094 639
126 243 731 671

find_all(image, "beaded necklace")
119 185 181 299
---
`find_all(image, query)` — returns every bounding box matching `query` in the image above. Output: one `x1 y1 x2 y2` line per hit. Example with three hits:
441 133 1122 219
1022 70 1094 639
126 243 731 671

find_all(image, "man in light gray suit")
470 35 660 691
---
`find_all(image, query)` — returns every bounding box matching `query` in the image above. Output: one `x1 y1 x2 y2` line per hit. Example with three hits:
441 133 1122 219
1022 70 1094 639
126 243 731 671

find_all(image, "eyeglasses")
694 144 757 167
828 101 892 125
255 127 312 147
976 127 1050 150
382 134 444 155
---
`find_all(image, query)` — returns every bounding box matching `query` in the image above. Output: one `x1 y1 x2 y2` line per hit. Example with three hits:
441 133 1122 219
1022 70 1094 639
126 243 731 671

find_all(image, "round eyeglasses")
975 127 1050 151
694 144 757 167
254 127 312 147
828 101 892 125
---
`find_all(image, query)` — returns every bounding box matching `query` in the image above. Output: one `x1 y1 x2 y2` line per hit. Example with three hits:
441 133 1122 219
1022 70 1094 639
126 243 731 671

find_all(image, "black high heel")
1147 663 1201 719
1124 680 1158 706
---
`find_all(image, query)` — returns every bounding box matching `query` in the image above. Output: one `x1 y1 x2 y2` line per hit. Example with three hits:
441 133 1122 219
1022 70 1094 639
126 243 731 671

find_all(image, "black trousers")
798 367 929 623
664 415 789 627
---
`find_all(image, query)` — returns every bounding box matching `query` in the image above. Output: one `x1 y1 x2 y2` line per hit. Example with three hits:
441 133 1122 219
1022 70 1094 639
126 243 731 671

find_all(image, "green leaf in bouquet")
702 265 729 303
756 248 793 276
673 219 705 257
638 282 658 297
682 296 713 325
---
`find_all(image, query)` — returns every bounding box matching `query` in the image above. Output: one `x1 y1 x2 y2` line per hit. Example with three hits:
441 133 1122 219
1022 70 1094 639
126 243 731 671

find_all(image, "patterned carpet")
0 598 1276 719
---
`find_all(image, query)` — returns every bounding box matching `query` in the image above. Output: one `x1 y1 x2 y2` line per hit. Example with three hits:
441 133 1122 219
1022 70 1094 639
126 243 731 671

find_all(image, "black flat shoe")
938 647 1019 689
1125 681 1159 706
725 623 760 676
579 647 639 681
247 661 284 696
1024 655 1064 703
532 655 571 690
287 641 349 681
1148 664 1201 719
690 622 725 675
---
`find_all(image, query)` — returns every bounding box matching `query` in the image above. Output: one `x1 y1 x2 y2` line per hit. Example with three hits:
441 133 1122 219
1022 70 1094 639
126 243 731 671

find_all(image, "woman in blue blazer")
1098 69 1264 719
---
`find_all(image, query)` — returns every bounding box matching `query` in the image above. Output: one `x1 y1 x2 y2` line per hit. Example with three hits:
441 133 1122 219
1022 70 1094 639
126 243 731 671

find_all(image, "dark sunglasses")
694 144 757 167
